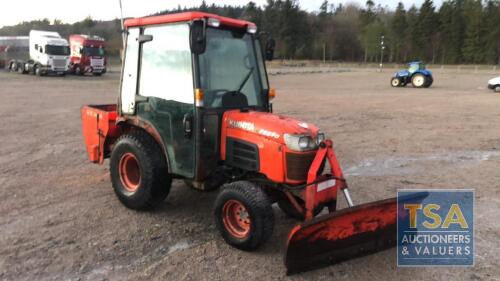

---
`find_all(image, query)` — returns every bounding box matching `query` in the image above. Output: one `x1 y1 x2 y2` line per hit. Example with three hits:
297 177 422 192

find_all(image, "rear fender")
116 116 171 173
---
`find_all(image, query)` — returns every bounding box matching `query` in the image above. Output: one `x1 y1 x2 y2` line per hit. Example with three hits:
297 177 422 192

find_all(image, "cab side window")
139 23 193 104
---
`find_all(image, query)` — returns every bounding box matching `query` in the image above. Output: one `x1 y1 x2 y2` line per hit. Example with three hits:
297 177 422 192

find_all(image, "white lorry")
6 30 70 76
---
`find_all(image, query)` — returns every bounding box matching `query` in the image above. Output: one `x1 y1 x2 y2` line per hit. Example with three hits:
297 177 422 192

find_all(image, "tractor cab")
117 12 273 187
408 61 425 73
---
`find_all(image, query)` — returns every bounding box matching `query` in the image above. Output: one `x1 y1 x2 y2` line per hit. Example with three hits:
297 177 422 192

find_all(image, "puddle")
167 241 191 254
345 150 500 177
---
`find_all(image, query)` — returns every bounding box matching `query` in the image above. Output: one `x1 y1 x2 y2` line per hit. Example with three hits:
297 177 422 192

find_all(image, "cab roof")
124 11 255 29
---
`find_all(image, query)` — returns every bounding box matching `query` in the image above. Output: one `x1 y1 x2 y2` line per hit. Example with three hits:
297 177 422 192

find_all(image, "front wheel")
110 130 171 210
214 181 274 251
74 65 83 76
495 85 500 93
412 74 426 88
390 77 401 87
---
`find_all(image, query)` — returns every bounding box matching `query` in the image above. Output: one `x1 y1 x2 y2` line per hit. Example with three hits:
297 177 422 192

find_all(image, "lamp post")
379 35 385 72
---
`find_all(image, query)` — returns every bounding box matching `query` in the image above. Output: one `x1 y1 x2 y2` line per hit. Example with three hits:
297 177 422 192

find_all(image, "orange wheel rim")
222 200 251 239
119 152 141 192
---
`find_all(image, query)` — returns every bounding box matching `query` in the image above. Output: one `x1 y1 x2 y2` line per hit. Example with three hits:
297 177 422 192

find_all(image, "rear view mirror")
265 38 275 61
138 34 153 43
190 20 206 54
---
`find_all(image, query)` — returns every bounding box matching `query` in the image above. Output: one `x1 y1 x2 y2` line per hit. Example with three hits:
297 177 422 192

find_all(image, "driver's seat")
221 92 248 109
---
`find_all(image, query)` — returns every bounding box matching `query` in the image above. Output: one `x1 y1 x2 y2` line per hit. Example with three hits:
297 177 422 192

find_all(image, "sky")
0 0 443 28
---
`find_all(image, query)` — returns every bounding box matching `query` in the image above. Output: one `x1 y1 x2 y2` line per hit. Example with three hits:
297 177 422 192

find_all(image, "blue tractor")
391 61 433 88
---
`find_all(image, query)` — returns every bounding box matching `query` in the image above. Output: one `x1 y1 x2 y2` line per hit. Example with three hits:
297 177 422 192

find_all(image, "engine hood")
223 110 319 143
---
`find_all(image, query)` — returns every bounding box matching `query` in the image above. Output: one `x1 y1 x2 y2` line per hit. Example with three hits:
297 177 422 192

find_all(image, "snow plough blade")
284 192 428 275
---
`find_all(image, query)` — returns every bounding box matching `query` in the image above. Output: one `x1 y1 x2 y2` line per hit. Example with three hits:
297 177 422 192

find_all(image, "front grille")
91 58 104 67
52 59 66 68
225 138 259 171
286 151 323 181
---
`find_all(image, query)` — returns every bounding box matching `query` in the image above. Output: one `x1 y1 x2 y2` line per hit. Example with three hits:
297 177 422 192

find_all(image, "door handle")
183 113 193 138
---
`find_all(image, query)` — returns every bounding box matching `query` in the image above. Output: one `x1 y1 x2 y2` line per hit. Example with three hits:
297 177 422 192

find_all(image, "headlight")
284 134 318 152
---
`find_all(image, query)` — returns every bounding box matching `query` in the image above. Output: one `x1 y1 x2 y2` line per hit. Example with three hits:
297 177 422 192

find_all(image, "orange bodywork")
81 104 120 164
220 110 320 183
124 11 256 30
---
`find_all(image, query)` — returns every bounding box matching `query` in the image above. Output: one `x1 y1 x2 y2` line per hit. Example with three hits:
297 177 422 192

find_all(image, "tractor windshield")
408 62 424 73
198 28 268 109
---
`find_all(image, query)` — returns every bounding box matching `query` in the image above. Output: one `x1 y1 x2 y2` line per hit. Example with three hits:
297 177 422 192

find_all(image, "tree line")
1 0 499 64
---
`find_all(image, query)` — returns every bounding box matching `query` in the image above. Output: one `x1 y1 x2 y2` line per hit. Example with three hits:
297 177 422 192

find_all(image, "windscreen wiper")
237 67 254 92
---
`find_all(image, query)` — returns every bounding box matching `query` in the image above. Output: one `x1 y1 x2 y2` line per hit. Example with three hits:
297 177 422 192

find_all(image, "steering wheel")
204 89 232 107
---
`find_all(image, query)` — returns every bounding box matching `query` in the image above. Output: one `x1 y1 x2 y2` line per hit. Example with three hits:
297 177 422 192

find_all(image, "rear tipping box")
81 104 120 164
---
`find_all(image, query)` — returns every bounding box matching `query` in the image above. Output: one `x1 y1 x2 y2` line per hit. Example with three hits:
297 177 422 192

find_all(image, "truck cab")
69 34 106 75
29 30 70 76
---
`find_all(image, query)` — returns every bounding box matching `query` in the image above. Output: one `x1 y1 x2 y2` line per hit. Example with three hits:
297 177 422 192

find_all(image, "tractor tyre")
277 195 326 221
110 130 171 210
494 85 500 93
424 76 433 88
411 74 426 88
390 77 401 87
214 181 274 251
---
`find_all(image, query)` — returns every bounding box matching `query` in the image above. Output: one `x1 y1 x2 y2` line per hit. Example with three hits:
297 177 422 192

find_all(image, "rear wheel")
214 181 274 251
390 77 401 87
411 74 426 88
424 75 433 88
110 130 171 210
10 62 17 72
17 63 24 74
495 85 500 93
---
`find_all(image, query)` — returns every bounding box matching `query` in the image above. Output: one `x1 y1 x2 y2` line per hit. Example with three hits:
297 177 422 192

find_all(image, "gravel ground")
0 68 499 281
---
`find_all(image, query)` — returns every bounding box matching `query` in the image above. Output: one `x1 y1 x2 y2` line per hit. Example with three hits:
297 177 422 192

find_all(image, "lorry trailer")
0 36 29 69
69 34 106 75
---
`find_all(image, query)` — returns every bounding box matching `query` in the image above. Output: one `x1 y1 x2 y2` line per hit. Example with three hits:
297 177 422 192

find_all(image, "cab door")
132 23 196 178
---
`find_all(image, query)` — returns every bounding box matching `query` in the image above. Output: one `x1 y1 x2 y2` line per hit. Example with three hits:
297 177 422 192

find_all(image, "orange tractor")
82 12 405 273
